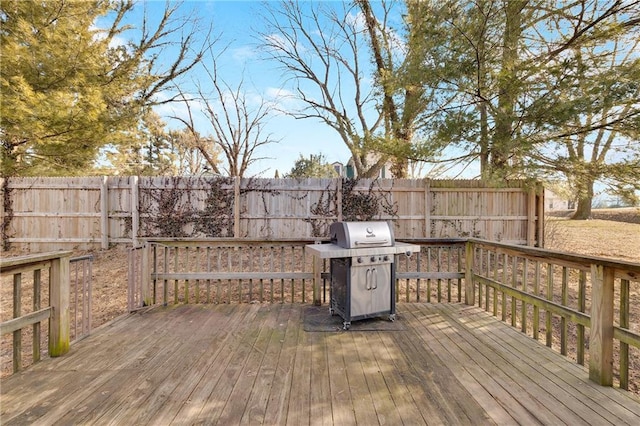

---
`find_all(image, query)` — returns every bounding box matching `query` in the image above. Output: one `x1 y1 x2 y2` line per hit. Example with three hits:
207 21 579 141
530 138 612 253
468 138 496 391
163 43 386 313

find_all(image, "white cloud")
232 46 257 62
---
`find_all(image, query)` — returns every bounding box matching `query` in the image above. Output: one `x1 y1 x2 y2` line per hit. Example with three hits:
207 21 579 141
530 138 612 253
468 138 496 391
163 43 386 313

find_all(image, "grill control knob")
383 255 389 261
357 257 363 263
370 256 376 262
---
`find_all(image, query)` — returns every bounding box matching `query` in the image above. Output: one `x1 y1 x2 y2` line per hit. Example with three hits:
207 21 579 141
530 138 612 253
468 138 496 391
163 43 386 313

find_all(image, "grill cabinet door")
350 263 391 317
370 263 391 314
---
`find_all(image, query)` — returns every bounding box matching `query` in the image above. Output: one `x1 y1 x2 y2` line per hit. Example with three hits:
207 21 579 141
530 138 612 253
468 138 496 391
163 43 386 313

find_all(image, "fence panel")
2 177 544 251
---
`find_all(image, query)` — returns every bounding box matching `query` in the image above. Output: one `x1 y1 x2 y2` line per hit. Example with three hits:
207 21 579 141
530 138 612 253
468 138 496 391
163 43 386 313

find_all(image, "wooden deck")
2 303 640 425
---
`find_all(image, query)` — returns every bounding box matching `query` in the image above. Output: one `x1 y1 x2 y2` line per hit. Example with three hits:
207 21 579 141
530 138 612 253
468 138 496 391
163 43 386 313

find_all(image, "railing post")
49 254 70 357
589 264 614 386
464 241 475 305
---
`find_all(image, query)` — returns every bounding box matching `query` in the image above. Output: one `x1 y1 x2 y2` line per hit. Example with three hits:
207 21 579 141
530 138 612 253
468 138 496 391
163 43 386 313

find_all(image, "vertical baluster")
301 246 307 303
620 278 630 389
577 270 587 365
73 260 79 340
184 247 190 304
511 256 517 328
501 253 508 322
236 245 242 303
447 247 452 303
163 247 168 306
561 266 568 355
280 246 285 303
485 249 490 312
195 246 201 303
206 246 211 303
227 247 232 304
174 247 179 304
269 246 275 303
546 263 553 348
33 269 41 363
152 244 157 305
426 247 432 303
13 272 22 372
457 245 463 303
492 250 498 315
248 245 254 302
416 250 422 302
405 253 410 303
290 246 295 304
533 261 541 341
216 249 222 304
437 246 442 303
521 258 528 333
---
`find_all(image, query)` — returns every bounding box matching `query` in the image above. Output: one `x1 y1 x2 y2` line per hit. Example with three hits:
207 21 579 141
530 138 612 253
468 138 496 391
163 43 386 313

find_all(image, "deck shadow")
303 305 406 332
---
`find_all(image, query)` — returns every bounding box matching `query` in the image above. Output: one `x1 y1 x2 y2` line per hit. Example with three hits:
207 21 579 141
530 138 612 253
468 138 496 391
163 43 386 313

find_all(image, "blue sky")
131 0 359 177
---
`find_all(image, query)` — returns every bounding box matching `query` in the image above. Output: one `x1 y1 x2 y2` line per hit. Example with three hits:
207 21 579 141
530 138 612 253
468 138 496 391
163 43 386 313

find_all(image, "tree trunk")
572 179 594 220
490 1 525 178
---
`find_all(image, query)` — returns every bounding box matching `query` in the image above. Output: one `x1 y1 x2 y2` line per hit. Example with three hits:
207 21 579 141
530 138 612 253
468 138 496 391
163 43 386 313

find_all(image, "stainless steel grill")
307 221 419 330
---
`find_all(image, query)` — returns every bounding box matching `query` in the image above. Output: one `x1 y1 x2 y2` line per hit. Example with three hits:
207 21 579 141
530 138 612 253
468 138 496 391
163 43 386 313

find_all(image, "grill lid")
329 221 394 249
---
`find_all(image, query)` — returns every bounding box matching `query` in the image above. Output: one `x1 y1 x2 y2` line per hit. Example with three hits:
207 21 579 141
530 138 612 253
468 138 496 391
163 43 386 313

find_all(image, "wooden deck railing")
1 251 72 373
132 237 640 391
465 238 640 391
1 252 93 374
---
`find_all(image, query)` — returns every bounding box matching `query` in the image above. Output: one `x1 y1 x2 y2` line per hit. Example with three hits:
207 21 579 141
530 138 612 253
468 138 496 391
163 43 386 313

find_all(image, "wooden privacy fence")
129 237 640 391
1 177 544 251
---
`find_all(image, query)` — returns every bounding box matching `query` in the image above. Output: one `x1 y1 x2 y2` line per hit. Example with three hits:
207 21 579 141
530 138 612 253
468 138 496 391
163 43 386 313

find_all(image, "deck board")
2 303 640 425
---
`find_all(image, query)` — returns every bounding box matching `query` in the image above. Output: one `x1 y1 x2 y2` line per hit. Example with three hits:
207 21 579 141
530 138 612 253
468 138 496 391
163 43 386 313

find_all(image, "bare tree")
174 52 278 178
259 0 389 178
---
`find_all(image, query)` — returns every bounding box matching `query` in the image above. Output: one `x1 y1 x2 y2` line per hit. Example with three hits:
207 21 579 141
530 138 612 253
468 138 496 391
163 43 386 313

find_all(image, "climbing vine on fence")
195 177 235 237
304 178 399 237
341 178 398 222
305 180 338 237
138 177 235 238
136 177 399 239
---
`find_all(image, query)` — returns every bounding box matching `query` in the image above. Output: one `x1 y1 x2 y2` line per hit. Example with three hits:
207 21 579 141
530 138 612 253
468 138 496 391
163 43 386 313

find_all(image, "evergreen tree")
286 153 338 178
0 0 209 176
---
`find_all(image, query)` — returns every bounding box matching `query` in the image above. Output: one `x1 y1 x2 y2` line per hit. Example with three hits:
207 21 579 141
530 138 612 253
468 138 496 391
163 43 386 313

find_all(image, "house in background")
332 154 395 179
545 189 572 211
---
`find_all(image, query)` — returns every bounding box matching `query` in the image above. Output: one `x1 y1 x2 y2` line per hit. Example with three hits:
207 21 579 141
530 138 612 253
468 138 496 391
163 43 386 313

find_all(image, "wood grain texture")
2 303 639 425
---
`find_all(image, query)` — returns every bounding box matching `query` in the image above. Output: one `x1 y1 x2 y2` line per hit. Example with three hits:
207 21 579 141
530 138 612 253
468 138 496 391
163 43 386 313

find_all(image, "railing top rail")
70 254 94 263
141 237 326 247
144 237 470 246
399 238 468 245
135 236 640 276
1 250 73 273
468 238 640 275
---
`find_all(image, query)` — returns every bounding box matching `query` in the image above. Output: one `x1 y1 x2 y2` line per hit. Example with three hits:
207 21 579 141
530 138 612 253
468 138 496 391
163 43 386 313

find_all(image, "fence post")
536 184 545 247
100 176 109 250
589 264 614 386
464 241 475 305
49 253 71 357
131 176 140 246
527 188 536 246
233 177 240 237
423 179 431 238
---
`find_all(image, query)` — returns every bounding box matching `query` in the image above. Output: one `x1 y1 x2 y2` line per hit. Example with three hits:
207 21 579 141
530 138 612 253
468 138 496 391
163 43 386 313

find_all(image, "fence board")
1 177 543 250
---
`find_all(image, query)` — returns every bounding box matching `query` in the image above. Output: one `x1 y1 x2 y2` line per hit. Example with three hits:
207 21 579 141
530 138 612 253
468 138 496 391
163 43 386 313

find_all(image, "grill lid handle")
354 239 389 246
